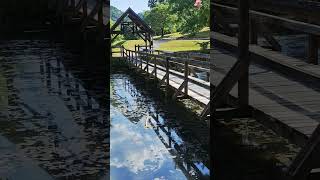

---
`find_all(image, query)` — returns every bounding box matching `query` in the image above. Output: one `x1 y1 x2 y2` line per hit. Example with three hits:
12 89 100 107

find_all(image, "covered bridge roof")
111 7 154 34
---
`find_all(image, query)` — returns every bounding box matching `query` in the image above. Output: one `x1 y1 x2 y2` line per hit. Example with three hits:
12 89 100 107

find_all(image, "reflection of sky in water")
111 107 186 180
111 75 210 180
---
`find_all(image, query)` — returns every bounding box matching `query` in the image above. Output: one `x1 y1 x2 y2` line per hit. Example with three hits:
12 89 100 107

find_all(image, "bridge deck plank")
136 61 210 106
213 47 320 142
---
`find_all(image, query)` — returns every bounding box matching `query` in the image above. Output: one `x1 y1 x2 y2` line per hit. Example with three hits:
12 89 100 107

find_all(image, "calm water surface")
0 40 109 179
111 73 210 180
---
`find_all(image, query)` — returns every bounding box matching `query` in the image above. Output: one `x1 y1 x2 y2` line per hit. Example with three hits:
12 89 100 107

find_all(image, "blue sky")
111 0 149 13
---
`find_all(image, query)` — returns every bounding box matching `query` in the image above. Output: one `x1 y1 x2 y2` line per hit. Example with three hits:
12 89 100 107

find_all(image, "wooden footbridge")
212 0 320 179
119 46 210 116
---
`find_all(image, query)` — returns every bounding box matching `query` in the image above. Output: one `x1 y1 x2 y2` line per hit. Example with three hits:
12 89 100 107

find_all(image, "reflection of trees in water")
111 74 210 179
0 40 109 179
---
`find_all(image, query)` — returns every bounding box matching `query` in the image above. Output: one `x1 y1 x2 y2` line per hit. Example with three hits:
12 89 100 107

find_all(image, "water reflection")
0 40 108 179
111 74 209 180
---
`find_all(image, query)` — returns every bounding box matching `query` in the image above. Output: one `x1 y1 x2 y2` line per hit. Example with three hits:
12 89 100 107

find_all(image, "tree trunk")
161 28 164 37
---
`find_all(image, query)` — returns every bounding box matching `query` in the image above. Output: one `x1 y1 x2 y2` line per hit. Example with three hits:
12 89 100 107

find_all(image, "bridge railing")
213 1 320 65
213 1 320 179
120 46 210 113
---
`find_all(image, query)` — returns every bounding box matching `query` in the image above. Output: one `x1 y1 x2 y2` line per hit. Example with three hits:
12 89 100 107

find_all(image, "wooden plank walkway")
122 49 210 107
212 46 320 143
140 62 210 105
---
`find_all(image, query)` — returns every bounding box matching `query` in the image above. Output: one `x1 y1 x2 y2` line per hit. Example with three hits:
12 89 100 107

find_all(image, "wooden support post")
166 57 170 88
127 50 131 62
121 46 124 58
249 19 258 44
238 0 250 108
134 45 137 66
98 0 103 33
71 0 75 14
146 53 149 74
140 52 143 69
308 34 318 65
135 46 138 67
131 51 134 64
83 0 87 17
154 56 157 78
98 0 103 23
184 61 189 95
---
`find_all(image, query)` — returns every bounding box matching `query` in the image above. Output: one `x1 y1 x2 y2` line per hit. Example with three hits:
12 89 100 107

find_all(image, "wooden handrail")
213 2 320 36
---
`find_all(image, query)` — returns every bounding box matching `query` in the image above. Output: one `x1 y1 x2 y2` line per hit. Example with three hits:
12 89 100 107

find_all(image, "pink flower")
194 0 202 9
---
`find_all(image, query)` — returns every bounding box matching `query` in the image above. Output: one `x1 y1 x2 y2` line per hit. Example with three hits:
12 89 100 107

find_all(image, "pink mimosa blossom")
194 0 202 9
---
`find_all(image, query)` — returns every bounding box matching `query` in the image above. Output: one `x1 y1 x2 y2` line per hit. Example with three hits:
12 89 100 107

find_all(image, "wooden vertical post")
135 46 138 67
166 57 170 88
122 46 124 58
146 53 149 74
83 0 88 17
98 0 103 27
238 0 250 108
154 56 157 79
71 0 75 14
127 50 130 63
131 50 134 64
134 45 137 66
308 34 318 65
140 52 143 69
184 60 189 95
249 19 258 44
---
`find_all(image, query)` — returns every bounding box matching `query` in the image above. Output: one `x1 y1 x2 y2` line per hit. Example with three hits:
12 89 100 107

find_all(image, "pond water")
0 40 109 179
110 73 210 180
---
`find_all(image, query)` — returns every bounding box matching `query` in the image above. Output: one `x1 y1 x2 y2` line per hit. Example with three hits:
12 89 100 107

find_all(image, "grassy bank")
154 27 209 40
157 40 209 52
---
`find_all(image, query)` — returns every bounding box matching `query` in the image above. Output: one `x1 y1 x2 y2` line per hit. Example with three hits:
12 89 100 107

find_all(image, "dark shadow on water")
0 39 109 179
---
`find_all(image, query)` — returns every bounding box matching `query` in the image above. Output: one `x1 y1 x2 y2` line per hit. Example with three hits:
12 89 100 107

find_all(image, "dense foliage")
144 3 177 36
145 0 209 34
111 0 209 39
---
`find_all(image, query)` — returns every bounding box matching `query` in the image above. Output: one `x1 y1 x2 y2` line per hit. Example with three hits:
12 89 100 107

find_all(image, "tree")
148 0 165 8
167 0 209 34
144 3 177 37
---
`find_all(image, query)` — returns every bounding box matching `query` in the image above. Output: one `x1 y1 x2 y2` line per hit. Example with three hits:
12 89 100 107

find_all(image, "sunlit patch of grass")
121 40 146 50
156 40 209 52
154 32 184 40
111 47 121 57
153 27 209 40
111 40 126 47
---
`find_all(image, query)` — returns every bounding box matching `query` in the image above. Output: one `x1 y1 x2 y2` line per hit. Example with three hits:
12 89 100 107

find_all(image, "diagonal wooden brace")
160 73 169 86
212 59 250 110
172 80 187 100
288 124 320 180
80 2 101 31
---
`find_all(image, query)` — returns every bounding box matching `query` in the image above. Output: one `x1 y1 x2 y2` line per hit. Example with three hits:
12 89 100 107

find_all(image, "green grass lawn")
113 27 210 53
156 40 209 52
112 39 145 51
154 27 209 40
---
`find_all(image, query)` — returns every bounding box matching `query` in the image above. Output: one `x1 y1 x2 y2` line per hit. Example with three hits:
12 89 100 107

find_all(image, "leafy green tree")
167 0 209 34
148 0 165 8
144 3 177 37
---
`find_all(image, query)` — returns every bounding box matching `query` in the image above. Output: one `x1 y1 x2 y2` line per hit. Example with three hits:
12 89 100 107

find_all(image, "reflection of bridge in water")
0 40 108 179
113 76 210 179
